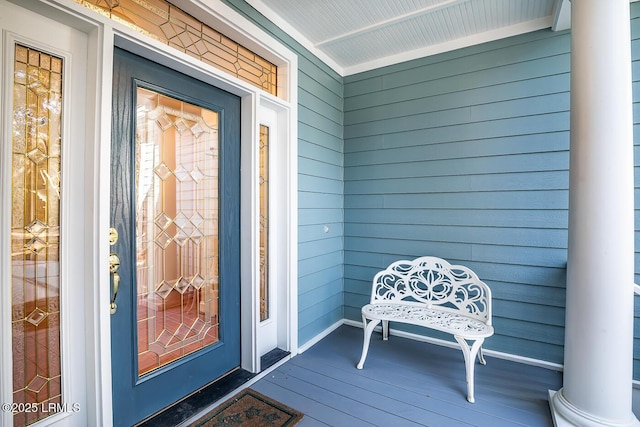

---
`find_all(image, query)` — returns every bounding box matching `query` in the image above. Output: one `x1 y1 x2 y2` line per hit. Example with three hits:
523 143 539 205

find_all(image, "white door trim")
255 101 294 362
0 1 97 425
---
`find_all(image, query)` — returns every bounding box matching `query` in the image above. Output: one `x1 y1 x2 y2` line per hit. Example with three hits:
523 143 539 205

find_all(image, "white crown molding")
343 16 554 76
244 0 344 75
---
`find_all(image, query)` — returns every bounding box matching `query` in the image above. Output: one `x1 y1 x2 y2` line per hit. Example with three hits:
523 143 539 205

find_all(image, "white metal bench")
356 256 494 403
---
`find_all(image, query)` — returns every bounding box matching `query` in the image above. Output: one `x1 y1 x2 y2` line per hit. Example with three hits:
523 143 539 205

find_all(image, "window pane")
259 125 269 322
11 43 63 427
135 87 221 376
73 0 277 96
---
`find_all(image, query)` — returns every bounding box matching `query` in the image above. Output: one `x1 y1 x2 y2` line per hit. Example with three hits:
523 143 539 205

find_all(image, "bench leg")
382 320 389 340
357 316 380 369
478 346 487 365
454 336 485 403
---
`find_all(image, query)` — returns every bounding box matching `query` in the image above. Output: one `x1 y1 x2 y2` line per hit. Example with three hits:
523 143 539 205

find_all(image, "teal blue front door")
109 48 241 426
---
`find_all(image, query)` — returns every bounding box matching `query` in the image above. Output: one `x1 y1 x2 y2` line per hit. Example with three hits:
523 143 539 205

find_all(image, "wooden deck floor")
250 325 562 427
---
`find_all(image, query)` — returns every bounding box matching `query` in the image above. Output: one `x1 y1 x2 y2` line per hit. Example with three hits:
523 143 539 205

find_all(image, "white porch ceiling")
247 0 571 76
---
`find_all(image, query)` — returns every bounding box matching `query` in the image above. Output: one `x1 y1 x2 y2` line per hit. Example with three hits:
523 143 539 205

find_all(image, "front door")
110 48 241 426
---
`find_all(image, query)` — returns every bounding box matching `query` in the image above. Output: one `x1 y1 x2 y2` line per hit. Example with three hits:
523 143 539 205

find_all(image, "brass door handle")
110 271 120 315
109 252 120 314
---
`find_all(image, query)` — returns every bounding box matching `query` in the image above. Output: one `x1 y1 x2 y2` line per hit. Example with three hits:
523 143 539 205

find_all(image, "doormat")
188 388 303 427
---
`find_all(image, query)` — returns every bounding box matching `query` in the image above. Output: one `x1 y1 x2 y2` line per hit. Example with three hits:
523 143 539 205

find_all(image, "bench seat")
361 303 494 338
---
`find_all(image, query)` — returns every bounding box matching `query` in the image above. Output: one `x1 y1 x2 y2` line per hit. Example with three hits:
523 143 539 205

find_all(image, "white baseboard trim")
342 318 564 372
297 319 345 354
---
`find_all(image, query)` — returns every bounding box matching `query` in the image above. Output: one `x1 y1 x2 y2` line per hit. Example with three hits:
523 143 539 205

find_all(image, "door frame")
2 0 299 425
0 1 92 425
253 99 295 359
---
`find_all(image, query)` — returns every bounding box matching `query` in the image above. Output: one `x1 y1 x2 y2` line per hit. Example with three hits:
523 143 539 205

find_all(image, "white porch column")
549 1 639 426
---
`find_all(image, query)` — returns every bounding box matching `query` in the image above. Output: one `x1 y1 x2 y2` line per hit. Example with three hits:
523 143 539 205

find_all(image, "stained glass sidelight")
73 0 277 96
11 44 64 427
135 87 221 376
259 125 269 322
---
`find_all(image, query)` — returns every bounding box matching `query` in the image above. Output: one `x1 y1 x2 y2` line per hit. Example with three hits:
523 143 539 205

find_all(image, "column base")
549 390 640 427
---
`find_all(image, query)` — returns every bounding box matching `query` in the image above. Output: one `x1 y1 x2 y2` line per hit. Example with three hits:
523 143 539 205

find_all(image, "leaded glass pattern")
73 0 277 96
259 125 269 322
11 44 63 427
135 87 220 376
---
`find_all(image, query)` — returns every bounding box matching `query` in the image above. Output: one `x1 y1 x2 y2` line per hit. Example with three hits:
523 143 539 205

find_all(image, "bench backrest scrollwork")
370 256 492 325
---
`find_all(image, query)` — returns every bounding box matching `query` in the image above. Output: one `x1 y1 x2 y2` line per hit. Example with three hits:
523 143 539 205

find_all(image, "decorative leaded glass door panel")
110 48 240 426
1 2 90 426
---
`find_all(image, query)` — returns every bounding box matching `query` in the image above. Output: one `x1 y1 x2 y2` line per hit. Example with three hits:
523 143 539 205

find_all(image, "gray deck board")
286 356 535 426
251 325 562 426
258 369 436 426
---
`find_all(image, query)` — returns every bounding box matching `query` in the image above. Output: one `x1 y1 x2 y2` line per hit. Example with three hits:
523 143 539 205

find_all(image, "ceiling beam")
315 0 471 48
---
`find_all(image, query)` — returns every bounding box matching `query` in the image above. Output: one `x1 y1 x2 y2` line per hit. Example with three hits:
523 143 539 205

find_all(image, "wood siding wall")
224 1 345 345
230 0 640 376
344 29 571 364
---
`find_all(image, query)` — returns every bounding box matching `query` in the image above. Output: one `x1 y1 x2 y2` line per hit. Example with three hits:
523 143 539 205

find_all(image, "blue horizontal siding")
346 151 569 179
344 6 640 373
345 171 569 193
345 208 568 229
344 28 571 367
346 133 569 167
345 93 569 138
345 223 567 248
299 123 342 153
634 3 640 378
345 111 569 142
346 74 570 126
298 306 343 345
345 47 569 100
299 139 342 165
299 252 343 278
299 279 342 313
345 261 566 289
299 265 342 296
298 208 342 226
345 190 569 210
345 276 566 310
299 237 342 261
